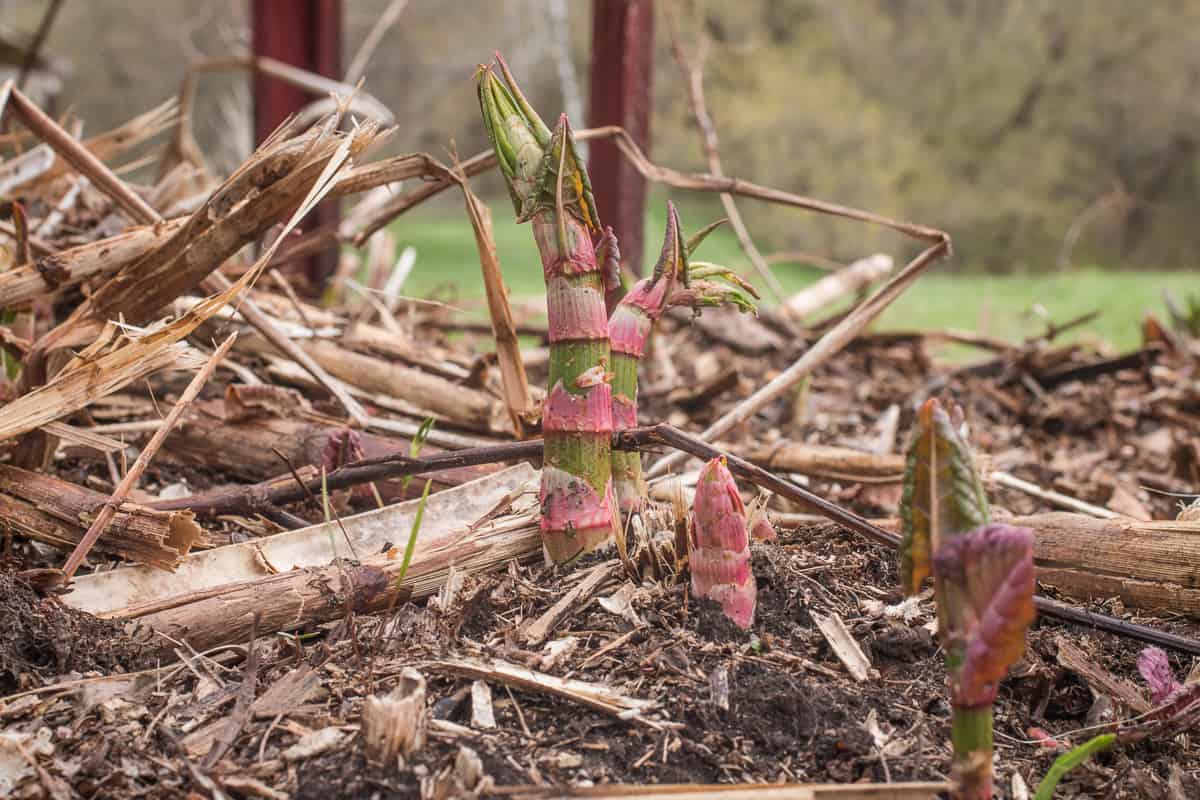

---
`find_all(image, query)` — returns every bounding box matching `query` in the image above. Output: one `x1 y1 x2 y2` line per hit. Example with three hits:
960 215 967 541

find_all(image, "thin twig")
990 471 1118 519
346 125 948 247
61 333 236 579
8 86 161 224
665 4 786 301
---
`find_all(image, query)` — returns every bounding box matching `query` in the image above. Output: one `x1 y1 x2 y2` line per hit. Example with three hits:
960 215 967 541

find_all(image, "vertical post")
588 0 654 299
251 0 343 292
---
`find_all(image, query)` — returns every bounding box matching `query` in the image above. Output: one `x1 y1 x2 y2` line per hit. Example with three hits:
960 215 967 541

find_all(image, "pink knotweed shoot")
689 456 756 629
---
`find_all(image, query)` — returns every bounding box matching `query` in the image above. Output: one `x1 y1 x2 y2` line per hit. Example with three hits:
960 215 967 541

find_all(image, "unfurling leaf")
899 398 990 595
932 523 1036 707
1136 647 1182 705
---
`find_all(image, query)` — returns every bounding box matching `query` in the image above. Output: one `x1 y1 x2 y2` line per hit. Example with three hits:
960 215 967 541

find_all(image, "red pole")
589 0 654 294
252 0 343 292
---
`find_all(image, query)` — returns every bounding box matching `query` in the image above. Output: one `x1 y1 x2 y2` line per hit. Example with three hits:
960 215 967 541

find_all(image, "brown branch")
61 334 236 579
345 125 948 248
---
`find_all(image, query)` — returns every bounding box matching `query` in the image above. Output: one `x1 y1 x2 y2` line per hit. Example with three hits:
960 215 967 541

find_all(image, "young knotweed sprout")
900 398 1036 800
608 203 759 513
477 54 620 563
689 456 756 629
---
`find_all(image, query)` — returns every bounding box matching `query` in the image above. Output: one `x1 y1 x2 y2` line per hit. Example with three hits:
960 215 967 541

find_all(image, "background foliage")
19 0 1200 272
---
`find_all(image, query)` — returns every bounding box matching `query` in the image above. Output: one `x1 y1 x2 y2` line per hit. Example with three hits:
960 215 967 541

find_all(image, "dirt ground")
2 318 1198 799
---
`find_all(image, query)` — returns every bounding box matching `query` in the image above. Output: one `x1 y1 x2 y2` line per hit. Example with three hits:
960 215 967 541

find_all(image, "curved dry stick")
346 124 947 247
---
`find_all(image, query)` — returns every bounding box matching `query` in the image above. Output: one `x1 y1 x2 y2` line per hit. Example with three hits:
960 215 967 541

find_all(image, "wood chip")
813 612 877 682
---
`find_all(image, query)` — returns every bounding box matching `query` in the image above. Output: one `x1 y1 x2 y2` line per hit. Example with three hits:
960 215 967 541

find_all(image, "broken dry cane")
689 456 756 629
608 203 758 512
899 399 1036 800
478 55 619 562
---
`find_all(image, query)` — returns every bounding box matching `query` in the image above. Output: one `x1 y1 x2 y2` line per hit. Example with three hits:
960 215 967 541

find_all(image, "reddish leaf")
933 523 1036 707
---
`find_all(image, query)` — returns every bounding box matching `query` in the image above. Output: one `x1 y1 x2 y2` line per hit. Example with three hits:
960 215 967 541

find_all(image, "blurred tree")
31 0 1200 270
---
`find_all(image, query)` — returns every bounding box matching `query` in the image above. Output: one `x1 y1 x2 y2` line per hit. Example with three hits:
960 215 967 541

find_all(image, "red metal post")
252 0 342 291
589 0 654 290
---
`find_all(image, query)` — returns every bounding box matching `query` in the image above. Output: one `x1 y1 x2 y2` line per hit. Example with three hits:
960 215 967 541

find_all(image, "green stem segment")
478 56 616 562
608 205 758 512
950 705 994 800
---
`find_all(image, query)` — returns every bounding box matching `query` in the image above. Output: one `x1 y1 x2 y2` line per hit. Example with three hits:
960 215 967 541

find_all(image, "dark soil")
0 570 147 694
2 325 1198 799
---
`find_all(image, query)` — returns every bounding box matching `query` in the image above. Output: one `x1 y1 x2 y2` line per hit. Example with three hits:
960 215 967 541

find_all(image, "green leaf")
899 398 990 595
1034 734 1116 800
401 418 435 493
395 478 432 590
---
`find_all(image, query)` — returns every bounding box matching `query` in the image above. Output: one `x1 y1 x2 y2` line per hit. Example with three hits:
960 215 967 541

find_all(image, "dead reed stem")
61 333 236 579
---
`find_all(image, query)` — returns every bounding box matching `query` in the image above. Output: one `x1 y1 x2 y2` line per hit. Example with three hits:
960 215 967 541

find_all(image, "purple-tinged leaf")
933 523 1036 707
1137 647 1182 705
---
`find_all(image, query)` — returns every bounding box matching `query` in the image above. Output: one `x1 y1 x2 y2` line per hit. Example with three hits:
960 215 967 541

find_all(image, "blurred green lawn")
385 203 1195 353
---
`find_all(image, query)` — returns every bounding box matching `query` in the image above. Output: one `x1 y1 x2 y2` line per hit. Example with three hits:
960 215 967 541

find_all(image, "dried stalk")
237 335 501 432
0 465 201 569
783 254 895 321
68 464 537 618
105 509 541 658
454 171 534 436
7 86 161 223
61 333 235 579
0 219 188 310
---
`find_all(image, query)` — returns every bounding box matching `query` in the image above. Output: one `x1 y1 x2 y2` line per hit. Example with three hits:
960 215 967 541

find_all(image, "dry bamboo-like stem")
61 333 235 579
125 511 542 658
238 335 502 432
207 272 370 427
0 219 188 310
455 172 534 436
783 254 895 321
70 464 537 617
7 86 161 224
665 9 785 302
646 239 950 479
0 465 202 569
